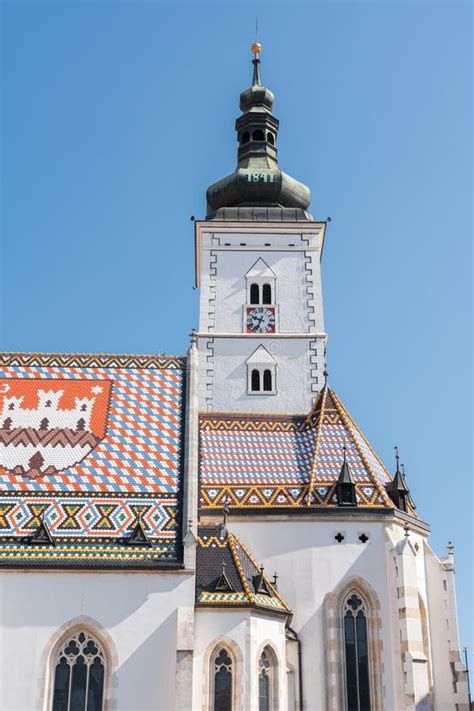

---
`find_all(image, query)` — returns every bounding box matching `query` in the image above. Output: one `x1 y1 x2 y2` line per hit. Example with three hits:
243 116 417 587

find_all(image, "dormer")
245 346 277 395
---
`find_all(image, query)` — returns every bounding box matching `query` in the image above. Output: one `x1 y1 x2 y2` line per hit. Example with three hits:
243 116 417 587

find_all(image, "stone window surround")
248 365 277 395
203 638 244 711
254 641 281 711
39 615 118 711
322 576 384 711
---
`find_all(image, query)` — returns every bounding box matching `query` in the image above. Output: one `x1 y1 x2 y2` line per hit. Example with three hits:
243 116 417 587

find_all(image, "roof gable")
245 258 276 280
199 388 395 511
245 346 277 366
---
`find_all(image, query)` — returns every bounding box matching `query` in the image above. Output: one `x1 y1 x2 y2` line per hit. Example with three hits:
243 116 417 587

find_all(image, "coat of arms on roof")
0 379 112 479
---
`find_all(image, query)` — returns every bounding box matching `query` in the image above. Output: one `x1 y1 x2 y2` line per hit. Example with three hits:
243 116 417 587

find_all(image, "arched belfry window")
262 283 272 305
252 129 264 141
52 630 105 711
263 370 272 392
246 347 277 395
343 593 371 711
251 369 261 392
213 648 233 711
250 283 260 305
245 259 276 309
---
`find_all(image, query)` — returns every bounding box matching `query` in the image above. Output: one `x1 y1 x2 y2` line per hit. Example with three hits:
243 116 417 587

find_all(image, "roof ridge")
228 533 253 603
330 390 393 507
230 532 291 613
305 387 328 506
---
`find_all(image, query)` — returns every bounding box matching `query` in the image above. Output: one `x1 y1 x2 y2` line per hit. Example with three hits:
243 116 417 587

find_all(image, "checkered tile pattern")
200 389 394 509
313 422 370 482
0 355 185 559
200 423 316 485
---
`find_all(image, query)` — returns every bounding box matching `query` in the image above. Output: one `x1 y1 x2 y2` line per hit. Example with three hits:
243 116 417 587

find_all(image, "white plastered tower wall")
195 221 327 414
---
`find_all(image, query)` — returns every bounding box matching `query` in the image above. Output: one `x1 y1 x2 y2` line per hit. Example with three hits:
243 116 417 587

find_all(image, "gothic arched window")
250 283 260 305
343 593 371 711
262 283 272 304
251 369 261 392
213 648 233 711
263 370 272 392
52 630 105 711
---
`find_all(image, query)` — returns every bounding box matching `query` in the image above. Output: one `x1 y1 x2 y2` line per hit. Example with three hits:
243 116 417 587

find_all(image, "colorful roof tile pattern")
196 525 291 615
199 388 395 511
0 353 186 567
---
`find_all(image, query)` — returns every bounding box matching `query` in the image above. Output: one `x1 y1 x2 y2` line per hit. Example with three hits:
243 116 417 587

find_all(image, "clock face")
246 307 276 334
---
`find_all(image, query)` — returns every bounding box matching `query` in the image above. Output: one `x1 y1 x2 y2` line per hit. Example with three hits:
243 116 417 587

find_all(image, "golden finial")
251 42 262 58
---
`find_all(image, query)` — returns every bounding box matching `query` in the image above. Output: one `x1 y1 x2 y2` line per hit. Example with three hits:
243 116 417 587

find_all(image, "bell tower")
195 44 327 414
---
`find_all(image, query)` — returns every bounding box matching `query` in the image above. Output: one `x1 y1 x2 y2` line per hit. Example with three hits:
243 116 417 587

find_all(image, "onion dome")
206 44 313 221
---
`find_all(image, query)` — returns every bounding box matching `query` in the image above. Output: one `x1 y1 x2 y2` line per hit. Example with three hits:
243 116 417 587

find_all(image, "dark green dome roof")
206 48 313 221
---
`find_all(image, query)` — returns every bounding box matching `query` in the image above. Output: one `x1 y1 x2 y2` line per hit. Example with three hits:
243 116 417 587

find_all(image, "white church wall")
193 608 288 711
228 517 405 711
0 570 194 711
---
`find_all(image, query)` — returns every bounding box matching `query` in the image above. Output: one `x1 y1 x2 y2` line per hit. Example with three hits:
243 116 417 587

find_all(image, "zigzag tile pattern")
199 389 394 510
0 353 185 563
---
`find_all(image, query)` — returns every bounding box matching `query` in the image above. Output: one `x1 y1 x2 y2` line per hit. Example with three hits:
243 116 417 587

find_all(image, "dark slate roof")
0 352 186 568
196 525 291 615
206 206 314 222
199 388 399 512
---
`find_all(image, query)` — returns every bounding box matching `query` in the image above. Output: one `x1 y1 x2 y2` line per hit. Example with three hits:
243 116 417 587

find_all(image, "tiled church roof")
199 388 395 511
196 524 291 615
0 352 186 567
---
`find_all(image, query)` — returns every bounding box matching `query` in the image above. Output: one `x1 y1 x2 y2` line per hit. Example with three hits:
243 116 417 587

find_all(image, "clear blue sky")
2 1 472 651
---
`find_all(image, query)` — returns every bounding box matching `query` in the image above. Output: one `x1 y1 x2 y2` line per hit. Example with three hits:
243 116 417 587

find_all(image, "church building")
0 44 469 711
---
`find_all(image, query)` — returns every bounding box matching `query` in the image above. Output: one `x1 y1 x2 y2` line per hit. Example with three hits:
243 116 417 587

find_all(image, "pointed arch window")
258 646 278 711
213 648 233 711
258 650 271 711
343 594 371 711
52 630 105 711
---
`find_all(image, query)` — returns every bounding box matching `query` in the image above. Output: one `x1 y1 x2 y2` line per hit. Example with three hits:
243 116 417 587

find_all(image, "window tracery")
213 648 233 711
51 630 105 711
343 593 371 711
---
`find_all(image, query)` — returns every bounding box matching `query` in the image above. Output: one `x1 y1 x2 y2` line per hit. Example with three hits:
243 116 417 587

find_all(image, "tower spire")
251 42 262 86
205 43 312 221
